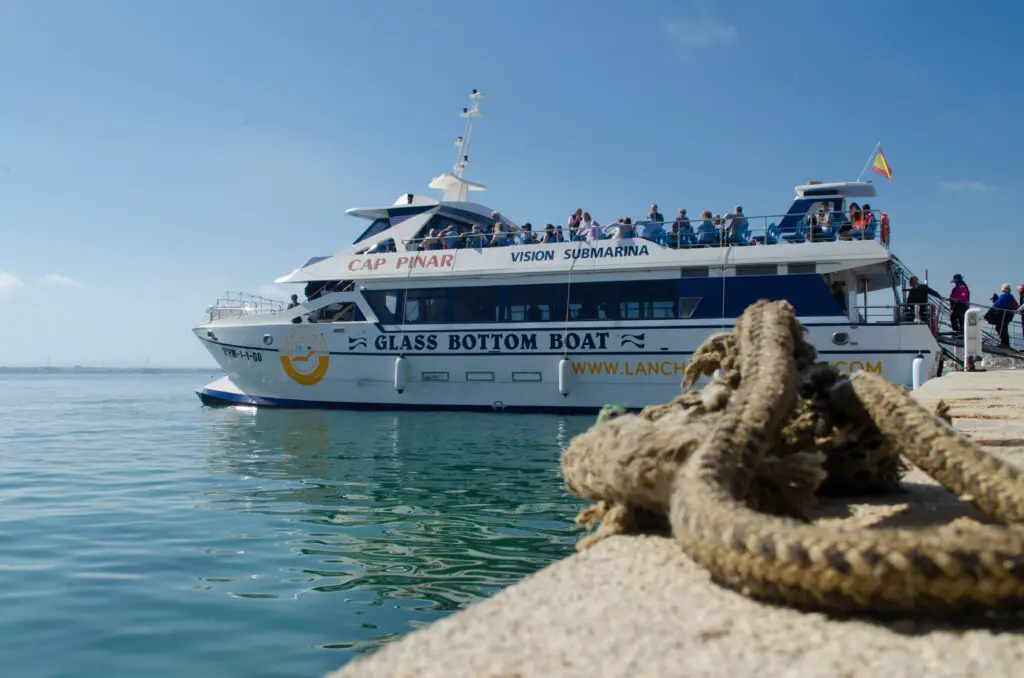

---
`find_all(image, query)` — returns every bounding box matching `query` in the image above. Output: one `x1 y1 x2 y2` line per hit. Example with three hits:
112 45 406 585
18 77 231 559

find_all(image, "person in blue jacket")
991 284 1020 348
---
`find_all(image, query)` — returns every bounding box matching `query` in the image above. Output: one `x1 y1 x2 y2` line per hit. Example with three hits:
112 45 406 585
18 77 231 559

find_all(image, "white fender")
911 353 925 391
394 356 408 393
558 358 571 397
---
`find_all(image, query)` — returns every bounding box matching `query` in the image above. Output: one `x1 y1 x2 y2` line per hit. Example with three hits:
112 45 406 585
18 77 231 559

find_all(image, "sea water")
0 372 590 678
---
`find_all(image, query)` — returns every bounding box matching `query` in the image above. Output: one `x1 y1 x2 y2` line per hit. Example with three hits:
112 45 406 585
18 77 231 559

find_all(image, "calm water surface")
0 373 591 678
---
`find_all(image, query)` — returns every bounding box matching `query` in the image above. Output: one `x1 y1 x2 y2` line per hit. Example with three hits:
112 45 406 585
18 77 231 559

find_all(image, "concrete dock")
328 371 1024 678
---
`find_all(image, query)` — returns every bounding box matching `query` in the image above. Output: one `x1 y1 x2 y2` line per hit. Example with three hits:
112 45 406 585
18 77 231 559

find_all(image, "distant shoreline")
0 367 220 374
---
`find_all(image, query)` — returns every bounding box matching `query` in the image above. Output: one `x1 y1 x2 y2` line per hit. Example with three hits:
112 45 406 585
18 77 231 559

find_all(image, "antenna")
453 89 484 178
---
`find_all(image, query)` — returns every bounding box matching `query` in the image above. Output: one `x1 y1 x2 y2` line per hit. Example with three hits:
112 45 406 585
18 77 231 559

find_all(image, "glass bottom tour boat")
193 90 942 413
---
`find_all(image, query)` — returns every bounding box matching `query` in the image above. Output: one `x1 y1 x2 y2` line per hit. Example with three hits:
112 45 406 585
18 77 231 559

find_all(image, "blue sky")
1 0 1021 367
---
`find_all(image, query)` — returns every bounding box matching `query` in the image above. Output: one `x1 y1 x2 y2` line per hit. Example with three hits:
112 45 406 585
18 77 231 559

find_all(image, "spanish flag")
871 148 893 183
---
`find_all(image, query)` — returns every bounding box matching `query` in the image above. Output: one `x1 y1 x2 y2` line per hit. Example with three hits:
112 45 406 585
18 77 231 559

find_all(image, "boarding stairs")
888 255 1024 372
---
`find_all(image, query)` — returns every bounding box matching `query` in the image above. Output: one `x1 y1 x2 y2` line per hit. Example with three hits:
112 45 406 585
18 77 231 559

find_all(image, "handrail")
368 209 888 252
204 291 285 322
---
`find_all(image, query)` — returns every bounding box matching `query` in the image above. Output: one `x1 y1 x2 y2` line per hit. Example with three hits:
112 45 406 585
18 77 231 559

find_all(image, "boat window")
404 288 449 324
421 371 449 382
679 267 709 278
619 280 676 320
736 264 778 276
353 218 391 244
788 263 816 274
466 371 495 382
505 284 559 322
363 290 401 324
568 282 619 321
451 286 502 323
315 302 356 323
678 297 702 319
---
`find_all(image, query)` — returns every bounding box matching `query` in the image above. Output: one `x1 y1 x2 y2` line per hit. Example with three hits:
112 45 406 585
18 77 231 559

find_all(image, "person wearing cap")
905 276 941 323
992 283 1020 348
949 273 970 334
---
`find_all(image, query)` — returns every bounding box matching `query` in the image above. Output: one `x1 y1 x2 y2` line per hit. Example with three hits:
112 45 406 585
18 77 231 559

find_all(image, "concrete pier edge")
328 371 1024 678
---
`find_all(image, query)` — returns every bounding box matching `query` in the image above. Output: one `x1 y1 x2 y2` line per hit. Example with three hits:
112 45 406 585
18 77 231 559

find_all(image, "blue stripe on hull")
196 388 606 415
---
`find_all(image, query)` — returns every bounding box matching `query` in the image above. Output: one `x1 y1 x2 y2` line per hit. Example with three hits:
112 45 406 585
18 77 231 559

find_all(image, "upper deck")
272 90 893 289
275 182 892 287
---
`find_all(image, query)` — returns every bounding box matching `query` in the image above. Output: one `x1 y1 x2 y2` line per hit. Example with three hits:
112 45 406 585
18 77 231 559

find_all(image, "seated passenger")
577 212 596 241
468 225 487 248
615 217 635 238
567 208 583 239
724 205 748 241
423 229 443 250
860 203 876 237
442 224 460 249
585 220 602 242
695 210 716 245
518 223 537 245
672 209 692 247
648 204 664 224
641 218 665 241
838 203 859 240
540 223 558 244
489 225 510 247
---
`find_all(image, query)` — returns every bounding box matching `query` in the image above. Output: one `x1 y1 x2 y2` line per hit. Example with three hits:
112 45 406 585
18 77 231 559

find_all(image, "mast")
453 89 484 178
429 89 488 202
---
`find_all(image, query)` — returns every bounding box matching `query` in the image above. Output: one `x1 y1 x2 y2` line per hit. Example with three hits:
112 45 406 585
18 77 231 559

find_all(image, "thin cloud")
40 273 84 288
939 180 993 193
666 18 738 48
0 270 23 295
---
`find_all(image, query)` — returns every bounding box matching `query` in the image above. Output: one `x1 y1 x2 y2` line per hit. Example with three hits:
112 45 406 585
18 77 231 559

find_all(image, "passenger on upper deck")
579 212 596 240
287 294 300 309
518 223 537 245
442 223 459 249
540 224 559 244
809 201 831 240
423 229 442 250
641 218 665 241
648 204 664 224
585 220 602 242
672 208 691 234
489 224 511 247
724 206 748 241
568 208 583 239
615 217 635 239
838 203 859 240
468 225 487 248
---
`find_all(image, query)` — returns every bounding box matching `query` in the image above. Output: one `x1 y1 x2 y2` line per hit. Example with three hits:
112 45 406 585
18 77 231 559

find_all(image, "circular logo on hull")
279 327 330 386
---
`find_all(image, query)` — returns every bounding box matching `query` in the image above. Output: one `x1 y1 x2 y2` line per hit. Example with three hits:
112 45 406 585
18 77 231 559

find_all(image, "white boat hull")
194 319 940 413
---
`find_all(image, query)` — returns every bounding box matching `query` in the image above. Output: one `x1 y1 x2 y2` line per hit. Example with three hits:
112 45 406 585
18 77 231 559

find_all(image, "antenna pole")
855 141 881 182
453 89 484 178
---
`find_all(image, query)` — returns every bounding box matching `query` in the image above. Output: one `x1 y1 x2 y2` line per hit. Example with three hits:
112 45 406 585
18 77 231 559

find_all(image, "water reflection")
199 407 591 653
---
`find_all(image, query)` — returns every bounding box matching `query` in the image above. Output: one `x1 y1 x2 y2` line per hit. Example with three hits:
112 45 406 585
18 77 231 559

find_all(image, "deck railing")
203 291 285 322
359 210 889 253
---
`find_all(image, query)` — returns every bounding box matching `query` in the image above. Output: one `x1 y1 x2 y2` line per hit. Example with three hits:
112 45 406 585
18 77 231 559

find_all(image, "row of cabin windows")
360 272 845 325
364 280 702 325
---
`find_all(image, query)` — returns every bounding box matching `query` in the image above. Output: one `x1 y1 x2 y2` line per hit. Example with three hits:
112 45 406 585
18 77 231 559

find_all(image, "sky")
1 0 1022 367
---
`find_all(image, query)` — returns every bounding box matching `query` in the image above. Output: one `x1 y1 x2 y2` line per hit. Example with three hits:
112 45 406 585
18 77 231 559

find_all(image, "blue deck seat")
781 222 809 243
751 222 780 245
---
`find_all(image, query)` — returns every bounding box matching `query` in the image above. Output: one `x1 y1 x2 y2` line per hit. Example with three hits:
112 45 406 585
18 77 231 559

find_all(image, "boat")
193 90 941 413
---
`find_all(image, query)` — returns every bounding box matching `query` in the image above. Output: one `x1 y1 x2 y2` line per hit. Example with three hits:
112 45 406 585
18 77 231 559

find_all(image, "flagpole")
855 141 881 182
